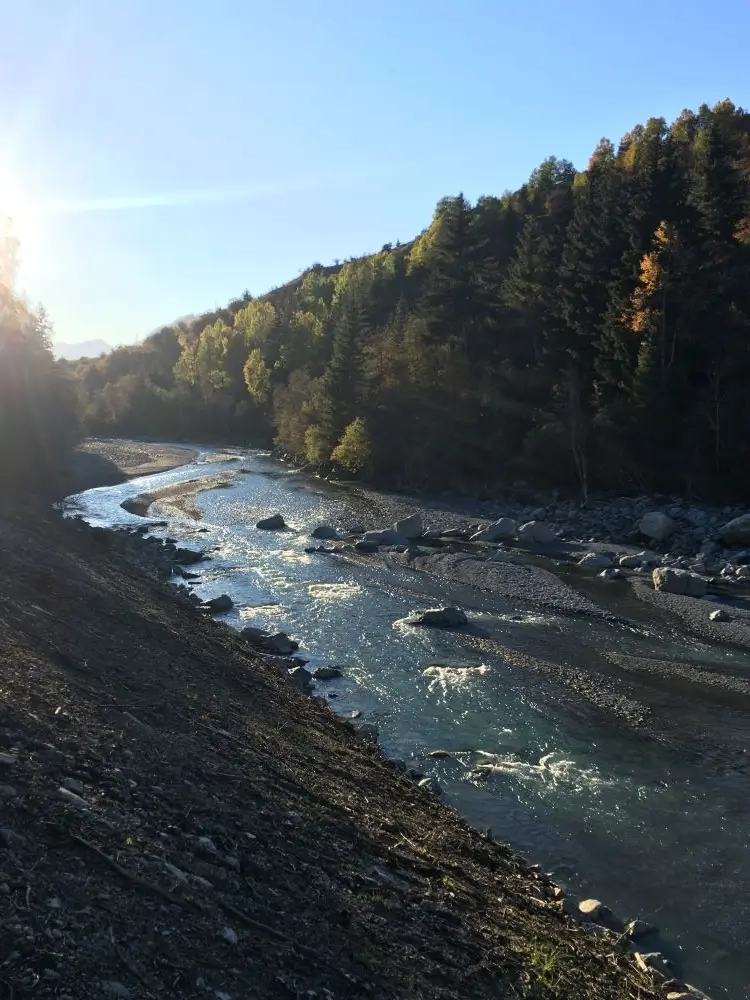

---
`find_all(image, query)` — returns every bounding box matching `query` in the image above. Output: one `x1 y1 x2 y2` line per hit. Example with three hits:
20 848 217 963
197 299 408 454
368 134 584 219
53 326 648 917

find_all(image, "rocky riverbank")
0 500 689 1000
52 505 721 1000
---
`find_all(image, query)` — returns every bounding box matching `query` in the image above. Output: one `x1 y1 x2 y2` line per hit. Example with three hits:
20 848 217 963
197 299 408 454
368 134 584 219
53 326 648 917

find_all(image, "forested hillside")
0 229 80 493
72 100 750 499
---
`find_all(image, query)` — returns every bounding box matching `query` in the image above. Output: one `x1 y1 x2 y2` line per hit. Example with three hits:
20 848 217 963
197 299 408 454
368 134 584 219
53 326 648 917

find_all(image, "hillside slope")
0 509 659 1000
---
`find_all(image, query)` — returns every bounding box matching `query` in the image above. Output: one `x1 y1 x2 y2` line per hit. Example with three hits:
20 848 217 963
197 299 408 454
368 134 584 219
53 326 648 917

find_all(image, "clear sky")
0 0 747 347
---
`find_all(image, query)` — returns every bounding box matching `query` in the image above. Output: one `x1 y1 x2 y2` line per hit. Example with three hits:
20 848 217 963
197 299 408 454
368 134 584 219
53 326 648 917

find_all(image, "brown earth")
0 494 665 998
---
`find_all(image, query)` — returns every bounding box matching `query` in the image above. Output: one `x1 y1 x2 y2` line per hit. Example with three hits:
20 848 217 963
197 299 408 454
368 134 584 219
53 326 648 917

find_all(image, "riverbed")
64 446 750 999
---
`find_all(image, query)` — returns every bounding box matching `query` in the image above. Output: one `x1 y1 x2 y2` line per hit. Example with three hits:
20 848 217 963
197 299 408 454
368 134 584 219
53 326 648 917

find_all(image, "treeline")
0 230 80 495
71 100 750 499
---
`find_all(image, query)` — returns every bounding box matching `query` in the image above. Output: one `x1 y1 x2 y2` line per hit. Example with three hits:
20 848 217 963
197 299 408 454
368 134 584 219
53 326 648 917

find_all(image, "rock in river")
709 608 730 622
312 665 343 680
578 552 613 568
311 524 338 539
403 607 468 628
256 513 287 530
241 626 299 655
652 567 707 597
204 594 233 613
174 547 204 564
638 511 676 542
516 521 556 544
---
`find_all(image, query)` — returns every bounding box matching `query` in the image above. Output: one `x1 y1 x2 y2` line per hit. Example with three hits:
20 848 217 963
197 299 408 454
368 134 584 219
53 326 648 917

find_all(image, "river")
64 447 750 999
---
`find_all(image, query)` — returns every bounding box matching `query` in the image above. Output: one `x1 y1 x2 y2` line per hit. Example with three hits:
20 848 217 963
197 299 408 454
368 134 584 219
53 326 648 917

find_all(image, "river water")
64 448 750 999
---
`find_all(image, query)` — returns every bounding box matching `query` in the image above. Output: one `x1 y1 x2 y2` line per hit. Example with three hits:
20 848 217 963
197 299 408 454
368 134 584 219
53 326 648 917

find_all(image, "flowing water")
64 448 750 999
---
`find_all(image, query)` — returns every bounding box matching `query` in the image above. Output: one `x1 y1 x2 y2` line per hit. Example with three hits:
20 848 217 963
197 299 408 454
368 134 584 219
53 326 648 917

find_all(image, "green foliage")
330 417 371 473
73 100 750 499
243 348 271 403
0 278 80 493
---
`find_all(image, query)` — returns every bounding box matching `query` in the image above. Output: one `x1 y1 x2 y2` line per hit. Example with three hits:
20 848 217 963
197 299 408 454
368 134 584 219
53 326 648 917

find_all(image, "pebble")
709 609 730 622
61 776 84 794
58 787 90 809
0 785 17 800
428 749 451 758
221 925 238 945
0 753 16 767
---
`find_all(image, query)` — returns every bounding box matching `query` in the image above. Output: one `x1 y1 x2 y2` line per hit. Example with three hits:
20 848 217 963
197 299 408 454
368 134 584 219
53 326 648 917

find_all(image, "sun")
0 167 46 285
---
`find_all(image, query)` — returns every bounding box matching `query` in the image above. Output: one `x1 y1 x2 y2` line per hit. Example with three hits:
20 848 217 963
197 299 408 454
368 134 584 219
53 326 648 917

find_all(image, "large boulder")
393 513 424 539
174 547 204 565
311 524 338 540
578 552 613 568
652 567 707 597
516 521 556 544
354 540 379 553
256 513 287 530
470 517 517 543
720 513 750 546
618 551 658 569
638 511 676 542
241 626 299 655
403 607 468 628
204 594 233 613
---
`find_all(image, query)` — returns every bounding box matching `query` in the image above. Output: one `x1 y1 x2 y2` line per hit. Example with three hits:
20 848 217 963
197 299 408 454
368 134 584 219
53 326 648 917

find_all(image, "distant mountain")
54 339 111 360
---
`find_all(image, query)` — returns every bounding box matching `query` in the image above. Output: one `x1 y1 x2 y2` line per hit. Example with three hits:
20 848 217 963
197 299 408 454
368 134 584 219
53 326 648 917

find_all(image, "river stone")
736 565 750 581
418 776 442 795
354 540 379 553
639 511 677 542
311 524 338 540
619 552 650 568
598 568 622 581
363 528 410 546
634 952 671 976
516 520 556 544
312 666 342 680
204 594 233 613
578 552 614 568
709 608 730 622
394 513 424 539
470 517 517 543
625 918 658 941
174 547 204 564
578 898 622 930
241 627 298 655
719 512 750 546
578 898 609 921
256 513 286 530
652 567 707 597
404 607 468 628
263 632 298 655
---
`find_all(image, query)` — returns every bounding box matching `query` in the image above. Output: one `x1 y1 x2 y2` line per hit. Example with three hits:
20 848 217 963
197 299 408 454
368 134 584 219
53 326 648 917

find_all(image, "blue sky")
0 0 747 347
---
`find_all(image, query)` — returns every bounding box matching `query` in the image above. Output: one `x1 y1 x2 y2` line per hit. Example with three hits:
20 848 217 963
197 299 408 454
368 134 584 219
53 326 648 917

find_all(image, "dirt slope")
0 511 658 1000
